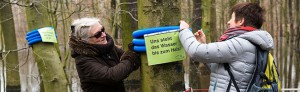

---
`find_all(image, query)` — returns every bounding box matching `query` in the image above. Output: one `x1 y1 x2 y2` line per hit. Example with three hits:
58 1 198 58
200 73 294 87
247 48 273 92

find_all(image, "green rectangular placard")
144 30 186 66
38 27 57 43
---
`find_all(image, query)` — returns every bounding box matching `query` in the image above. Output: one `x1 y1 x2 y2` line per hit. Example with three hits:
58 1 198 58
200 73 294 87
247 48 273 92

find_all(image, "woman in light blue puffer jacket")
179 2 274 92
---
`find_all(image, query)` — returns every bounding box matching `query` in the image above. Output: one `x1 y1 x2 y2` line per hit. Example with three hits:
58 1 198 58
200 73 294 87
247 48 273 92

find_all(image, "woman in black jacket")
69 17 140 92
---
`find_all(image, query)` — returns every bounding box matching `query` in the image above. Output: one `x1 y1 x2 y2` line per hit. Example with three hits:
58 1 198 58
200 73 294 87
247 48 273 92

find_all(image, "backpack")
224 46 281 92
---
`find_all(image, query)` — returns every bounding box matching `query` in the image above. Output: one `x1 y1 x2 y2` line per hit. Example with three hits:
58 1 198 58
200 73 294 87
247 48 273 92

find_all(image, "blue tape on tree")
133 46 146 52
27 36 41 41
132 39 145 46
26 35 58 42
28 38 42 45
132 26 179 38
26 29 58 45
26 32 40 40
26 29 39 36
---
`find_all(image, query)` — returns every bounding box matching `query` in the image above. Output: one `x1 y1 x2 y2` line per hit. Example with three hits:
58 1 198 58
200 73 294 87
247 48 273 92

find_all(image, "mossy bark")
138 0 184 91
200 0 217 89
119 0 140 91
294 0 300 88
25 0 68 92
287 0 294 88
0 1 21 91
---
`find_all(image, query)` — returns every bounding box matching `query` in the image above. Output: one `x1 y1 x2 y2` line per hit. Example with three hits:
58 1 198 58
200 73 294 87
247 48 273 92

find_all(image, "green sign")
144 30 186 66
38 27 57 43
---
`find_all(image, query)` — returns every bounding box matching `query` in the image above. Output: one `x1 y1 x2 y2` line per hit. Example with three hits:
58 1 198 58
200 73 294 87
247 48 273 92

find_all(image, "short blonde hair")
71 17 101 41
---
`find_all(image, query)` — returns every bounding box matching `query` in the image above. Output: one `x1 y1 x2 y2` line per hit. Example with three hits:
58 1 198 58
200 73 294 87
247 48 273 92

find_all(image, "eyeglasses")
89 27 105 39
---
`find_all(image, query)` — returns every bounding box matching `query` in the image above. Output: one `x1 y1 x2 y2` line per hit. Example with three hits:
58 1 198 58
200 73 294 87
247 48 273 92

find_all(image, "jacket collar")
69 33 114 57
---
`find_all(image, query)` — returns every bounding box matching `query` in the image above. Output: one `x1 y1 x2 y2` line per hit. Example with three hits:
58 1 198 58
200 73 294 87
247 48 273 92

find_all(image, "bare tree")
24 0 68 91
0 1 20 91
138 0 184 91
118 0 139 91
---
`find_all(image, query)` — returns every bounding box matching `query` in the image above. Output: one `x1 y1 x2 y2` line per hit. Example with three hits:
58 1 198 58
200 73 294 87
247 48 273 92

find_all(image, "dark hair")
231 2 265 29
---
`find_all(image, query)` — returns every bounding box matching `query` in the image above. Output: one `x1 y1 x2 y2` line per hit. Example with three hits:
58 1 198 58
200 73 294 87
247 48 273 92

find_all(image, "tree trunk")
278 0 284 87
294 0 300 87
138 0 184 91
229 0 237 14
59 0 76 91
287 0 294 88
25 0 68 92
0 25 4 92
200 0 217 90
180 0 202 91
111 0 120 40
191 1 203 90
201 0 217 42
0 1 21 91
119 0 139 91
282 0 289 87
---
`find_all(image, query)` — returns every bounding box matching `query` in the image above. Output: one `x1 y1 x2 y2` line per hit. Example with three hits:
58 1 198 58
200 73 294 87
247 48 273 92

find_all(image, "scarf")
219 26 257 41
69 33 115 56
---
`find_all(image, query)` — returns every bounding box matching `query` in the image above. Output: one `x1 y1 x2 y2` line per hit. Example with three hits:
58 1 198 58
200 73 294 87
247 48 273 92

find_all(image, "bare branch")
57 6 88 21
118 10 138 21
0 17 13 23
1 50 10 61
0 46 30 54
19 47 30 68
119 1 137 6
0 0 31 7
0 3 8 9
33 4 43 15
33 0 85 13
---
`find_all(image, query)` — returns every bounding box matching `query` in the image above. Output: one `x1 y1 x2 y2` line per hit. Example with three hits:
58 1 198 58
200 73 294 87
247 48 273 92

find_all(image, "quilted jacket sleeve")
115 47 125 59
179 29 248 63
75 56 134 85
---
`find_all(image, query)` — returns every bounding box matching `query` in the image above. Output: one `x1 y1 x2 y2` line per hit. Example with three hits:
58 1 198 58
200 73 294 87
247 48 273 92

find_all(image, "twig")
57 7 87 21
0 46 31 71
0 0 31 7
119 2 137 6
33 4 42 15
1 50 10 62
118 10 138 21
0 17 13 24
34 0 85 13
32 48 47 70
0 2 8 9
0 46 30 54
19 46 30 68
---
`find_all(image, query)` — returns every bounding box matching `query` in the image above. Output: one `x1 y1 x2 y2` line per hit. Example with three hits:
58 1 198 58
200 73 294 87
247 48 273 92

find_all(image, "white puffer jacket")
179 29 274 92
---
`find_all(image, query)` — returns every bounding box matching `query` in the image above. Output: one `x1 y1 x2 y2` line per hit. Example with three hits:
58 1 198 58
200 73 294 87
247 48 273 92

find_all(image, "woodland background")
0 0 299 92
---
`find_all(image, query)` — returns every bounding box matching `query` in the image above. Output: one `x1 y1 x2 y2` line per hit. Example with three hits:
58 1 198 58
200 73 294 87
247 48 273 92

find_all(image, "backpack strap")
224 63 240 92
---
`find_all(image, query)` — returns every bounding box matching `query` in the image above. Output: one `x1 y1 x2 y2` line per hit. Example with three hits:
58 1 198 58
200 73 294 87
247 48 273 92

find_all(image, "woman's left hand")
180 20 189 30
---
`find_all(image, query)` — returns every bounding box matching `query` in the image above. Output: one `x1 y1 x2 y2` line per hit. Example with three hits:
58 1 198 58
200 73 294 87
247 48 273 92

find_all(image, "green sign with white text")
144 30 186 66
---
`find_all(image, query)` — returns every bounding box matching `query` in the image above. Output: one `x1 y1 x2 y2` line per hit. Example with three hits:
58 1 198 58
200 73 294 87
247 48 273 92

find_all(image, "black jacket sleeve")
75 56 134 85
115 47 125 59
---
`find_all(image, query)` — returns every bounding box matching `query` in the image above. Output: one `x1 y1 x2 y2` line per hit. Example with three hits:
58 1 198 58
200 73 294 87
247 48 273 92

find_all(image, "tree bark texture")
25 0 68 92
138 0 184 91
119 0 140 91
0 1 21 91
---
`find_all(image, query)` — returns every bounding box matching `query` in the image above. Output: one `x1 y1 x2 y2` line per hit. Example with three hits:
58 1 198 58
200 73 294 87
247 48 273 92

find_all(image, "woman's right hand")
194 29 206 43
